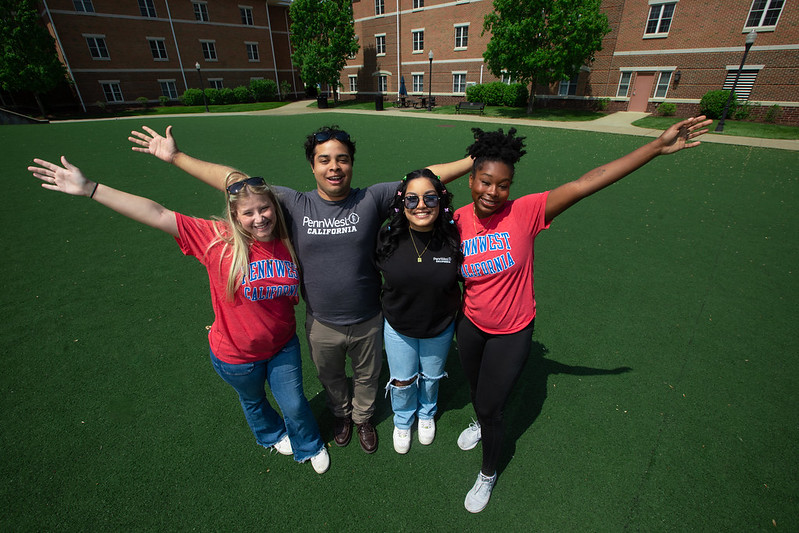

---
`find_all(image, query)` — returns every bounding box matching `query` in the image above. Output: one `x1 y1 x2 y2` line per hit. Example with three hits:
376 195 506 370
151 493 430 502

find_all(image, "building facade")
39 0 300 111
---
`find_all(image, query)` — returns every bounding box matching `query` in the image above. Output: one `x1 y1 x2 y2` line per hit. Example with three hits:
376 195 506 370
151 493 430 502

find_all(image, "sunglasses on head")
314 131 350 143
227 176 266 194
403 194 440 210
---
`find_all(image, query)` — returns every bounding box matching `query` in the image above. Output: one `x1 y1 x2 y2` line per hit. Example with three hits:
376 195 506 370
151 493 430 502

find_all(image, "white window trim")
147 37 168 61
412 0 424 10
208 78 224 89
200 40 218 61
193 1 209 22
454 23 469 51
245 41 260 62
158 79 179 99
412 71 424 93
240 5 254 25
743 0 784 32
375 33 386 56
452 71 467 93
84 34 110 60
643 1 677 39
98 80 124 102
412 29 425 54
348 75 358 93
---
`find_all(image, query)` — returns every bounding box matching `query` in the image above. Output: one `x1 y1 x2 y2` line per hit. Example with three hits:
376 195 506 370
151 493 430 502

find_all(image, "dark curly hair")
376 169 462 266
304 125 356 165
466 127 526 177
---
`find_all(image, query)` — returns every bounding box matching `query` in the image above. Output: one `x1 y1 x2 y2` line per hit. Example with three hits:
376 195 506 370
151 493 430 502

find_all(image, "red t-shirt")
454 192 550 335
175 213 300 363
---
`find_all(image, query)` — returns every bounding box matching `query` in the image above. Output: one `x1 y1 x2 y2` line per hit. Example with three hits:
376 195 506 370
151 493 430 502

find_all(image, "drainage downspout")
42 0 86 112
265 2 280 98
164 0 188 91
395 0 400 98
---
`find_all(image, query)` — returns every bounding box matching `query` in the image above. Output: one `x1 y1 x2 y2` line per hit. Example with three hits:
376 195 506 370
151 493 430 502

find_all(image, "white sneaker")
393 426 411 454
464 472 497 513
457 420 481 451
418 418 436 445
273 434 293 456
310 447 330 474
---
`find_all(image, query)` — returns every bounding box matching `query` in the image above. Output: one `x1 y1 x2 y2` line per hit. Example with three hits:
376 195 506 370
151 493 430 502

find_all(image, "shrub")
250 79 278 101
733 100 752 120
503 83 528 107
466 83 484 103
466 82 509 106
218 87 236 105
204 88 221 105
595 97 610 111
280 80 292 100
700 89 736 119
136 96 149 107
764 104 781 123
95 100 107 112
158 95 170 106
657 102 677 116
233 86 253 103
180 88 205 106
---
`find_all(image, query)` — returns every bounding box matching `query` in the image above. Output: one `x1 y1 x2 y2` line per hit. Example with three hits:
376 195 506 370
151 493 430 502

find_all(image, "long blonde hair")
208 171 298 300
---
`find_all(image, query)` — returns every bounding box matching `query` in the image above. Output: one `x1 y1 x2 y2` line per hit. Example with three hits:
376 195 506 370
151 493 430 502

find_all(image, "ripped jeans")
383 319 454 430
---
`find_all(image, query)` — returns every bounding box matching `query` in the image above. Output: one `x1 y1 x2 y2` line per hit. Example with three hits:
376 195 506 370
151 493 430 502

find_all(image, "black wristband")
89 182 99 199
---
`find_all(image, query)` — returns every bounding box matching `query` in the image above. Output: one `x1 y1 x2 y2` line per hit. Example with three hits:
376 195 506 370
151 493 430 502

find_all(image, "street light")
195 61 209 113
715 30 757 132
427 50 433 112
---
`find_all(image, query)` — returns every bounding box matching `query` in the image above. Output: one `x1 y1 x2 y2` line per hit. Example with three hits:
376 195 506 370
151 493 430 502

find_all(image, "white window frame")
209 78 224 90
375 0 384 16
644 1 676 38
558 74 578 96
744 0 784 31
454 24 469 50
148 38 168 61
452 72 467 93
413 0 424 9
246 42 259 62
99 81 123 102
193 1 209 22
378 75 387 93
617 71 633 97
412 72 424 93
73 0 94 12
412 29 424 53
500 71 515 84
84 35 109 60
201 40 217 61
653 71 673 98
159 79 179 100
138 0 157 17
376 34 386 56
240 6 254 25
348 75 358 93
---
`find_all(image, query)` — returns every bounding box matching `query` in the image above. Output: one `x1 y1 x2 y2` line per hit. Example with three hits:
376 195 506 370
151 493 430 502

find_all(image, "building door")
628 72 655 112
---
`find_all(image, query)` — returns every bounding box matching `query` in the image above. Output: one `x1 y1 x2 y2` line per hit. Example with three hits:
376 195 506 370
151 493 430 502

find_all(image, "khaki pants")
305 312 383 425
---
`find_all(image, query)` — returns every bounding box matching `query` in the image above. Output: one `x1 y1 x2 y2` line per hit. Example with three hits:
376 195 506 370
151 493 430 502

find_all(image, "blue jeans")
210 336 325 462
383 320 453 430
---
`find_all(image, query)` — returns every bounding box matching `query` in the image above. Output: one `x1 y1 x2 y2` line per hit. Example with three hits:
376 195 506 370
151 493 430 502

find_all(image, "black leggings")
456 314 534 476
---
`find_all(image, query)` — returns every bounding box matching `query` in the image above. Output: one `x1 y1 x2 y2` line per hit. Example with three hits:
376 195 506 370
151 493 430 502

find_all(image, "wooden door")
628 73 655 112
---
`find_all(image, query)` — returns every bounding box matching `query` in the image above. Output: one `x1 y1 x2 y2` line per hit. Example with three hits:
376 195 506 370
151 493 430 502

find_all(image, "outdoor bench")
456 101 486 115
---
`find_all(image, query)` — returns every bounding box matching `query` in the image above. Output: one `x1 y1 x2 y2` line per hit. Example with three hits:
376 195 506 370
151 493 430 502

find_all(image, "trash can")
375 95 384 111
317 93 328 109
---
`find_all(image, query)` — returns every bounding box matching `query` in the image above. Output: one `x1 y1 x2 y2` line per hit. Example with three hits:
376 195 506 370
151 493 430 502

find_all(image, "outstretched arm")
427 156 473 185
129 125 234 191
544 116 712 224
29 157 179 237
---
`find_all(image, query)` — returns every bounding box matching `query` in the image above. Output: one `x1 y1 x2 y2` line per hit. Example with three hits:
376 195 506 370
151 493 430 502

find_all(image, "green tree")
483 0 610 113
0 0 69 116
289 0 359 102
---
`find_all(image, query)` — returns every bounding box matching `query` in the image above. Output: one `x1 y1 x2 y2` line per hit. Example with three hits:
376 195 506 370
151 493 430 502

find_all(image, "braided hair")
376 169 462 266
466 127 526 176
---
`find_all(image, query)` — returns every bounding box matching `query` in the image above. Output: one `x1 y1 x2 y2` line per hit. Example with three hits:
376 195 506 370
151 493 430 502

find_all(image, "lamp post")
715 30 756 132
195 61 209 113
427 50 433 112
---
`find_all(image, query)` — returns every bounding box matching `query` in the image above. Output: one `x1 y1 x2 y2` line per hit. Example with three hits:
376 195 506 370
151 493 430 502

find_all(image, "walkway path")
252 99 799 151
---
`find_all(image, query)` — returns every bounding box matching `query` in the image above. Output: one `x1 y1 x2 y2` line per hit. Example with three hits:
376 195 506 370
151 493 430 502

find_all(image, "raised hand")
28 156 94 197
655 116 713 155
129 125 179 163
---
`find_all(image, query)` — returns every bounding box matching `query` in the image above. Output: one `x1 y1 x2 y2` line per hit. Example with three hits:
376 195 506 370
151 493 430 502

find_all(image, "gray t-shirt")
275 182 398 326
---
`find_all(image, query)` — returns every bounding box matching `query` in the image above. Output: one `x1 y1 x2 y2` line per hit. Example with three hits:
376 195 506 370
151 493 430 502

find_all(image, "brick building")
38 0 300 111
343 0 799 123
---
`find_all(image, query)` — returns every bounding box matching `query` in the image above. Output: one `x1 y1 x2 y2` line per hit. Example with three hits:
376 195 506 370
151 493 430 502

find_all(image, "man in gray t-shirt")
129 124 471 455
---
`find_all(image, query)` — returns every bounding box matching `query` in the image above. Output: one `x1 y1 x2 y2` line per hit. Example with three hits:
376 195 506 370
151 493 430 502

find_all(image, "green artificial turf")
1 114 797 531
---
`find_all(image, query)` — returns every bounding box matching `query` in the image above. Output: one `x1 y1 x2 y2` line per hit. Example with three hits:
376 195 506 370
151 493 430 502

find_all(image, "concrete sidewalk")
253 99 799 151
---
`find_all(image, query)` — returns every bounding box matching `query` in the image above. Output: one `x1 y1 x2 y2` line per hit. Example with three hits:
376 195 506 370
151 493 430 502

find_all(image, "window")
349 75 358 92
455 24 469 49
413 0 424 8
209 79 224 89
376 34 386 55
246 43 259 61
558 74 578 96
375 0 384 15
722 68 760 101
412 30 424 52
617 71 632 97
138 0 157 17
501 71 515 84
745 0 784 29
240 6 254 25
378 75 387 93
453 72 466 93
201 41 217 61
148 38 168 60
100 82 123 102
645 3 675 36
73 0 94 12
85 36 109 59
654 71 672 98
412 73 424 92
193 2 209 22
159 80 179 100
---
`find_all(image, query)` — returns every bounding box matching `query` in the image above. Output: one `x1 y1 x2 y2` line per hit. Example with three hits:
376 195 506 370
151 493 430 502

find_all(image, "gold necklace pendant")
409 227 432 263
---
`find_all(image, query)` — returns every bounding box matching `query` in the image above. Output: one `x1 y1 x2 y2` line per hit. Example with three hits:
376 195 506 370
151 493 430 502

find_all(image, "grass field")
1 112 797 531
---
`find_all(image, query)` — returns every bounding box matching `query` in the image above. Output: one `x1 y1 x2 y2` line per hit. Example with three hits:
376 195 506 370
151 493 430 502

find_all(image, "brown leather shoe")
356 420 378 454
333 416 352 447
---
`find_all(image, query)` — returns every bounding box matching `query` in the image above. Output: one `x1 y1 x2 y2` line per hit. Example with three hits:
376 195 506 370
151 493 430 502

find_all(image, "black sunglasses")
227 176 266 194
314 131 350 143
403 194 440 210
